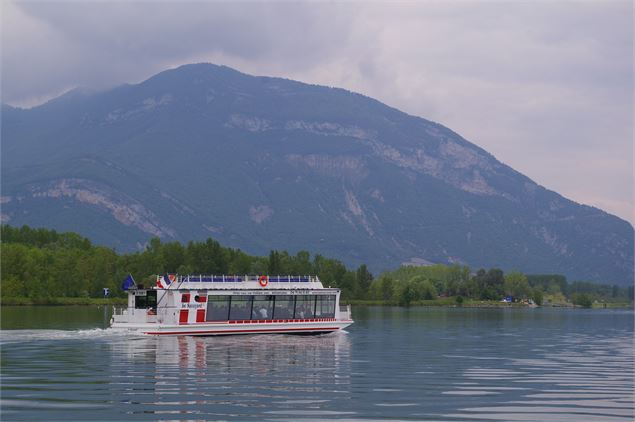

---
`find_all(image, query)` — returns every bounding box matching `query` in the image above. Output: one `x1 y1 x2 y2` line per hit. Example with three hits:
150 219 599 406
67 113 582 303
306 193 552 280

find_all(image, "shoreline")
343 299 633 309
1 297 128 306
2 297 631 309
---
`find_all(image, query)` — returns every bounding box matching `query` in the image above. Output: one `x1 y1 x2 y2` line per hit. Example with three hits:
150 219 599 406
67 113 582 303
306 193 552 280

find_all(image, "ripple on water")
440 330 634 422
1 308 633 421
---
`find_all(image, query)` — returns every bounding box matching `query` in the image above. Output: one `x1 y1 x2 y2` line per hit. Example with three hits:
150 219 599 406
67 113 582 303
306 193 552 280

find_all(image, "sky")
2 0 633 224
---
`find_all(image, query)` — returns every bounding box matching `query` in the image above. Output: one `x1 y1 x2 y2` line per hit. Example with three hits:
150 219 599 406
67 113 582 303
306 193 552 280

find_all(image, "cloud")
2 0 633 223
2 1 355 103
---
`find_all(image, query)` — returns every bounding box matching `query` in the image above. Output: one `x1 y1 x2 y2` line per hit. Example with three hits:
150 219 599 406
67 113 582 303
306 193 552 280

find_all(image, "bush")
531 288 544 306
572 293 593 308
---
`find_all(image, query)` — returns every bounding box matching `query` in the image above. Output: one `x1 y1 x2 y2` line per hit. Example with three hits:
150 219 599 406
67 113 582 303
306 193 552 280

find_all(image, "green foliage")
371 264 632 306
531 287 544 306
1 225 92 250
471 268 505 300
355 264 373 299
504 271 530 299
409 276 437 300
527 274 567 293
0 225 367 301
572 293 594 308
369 275 395 302
382 264 470 297
396 281 417 307
525 273 632 304
2 224 631 307
268 250 282 274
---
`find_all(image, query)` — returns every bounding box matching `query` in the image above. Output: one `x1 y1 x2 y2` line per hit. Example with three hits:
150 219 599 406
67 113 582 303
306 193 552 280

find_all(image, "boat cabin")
112 275 353 335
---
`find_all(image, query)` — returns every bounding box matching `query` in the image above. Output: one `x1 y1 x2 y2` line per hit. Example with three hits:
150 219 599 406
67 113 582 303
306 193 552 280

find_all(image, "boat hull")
111 319 353 336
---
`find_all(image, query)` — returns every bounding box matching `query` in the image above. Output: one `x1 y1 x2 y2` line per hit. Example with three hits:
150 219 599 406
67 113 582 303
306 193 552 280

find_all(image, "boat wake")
0 328 144 344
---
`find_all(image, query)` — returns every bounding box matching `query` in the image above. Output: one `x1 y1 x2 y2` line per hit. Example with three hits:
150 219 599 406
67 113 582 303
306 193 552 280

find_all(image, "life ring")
259 275 268 287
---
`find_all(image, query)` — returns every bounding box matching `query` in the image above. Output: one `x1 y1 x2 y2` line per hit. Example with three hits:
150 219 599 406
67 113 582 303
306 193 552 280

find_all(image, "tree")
410 276 437 300
355 264 373 298
397 281 417 306
486 268 505 298
227 249 252 274
446 265 469 296
473 269 503 300
161 241 185 273
527 274 568 295
313 255 348 291
504 271 530 299
290 250 312 275
268 250 282 274
369 276 395 301
572 293 594 308
420 280 437 300
531 287 544 306
338 272 358 299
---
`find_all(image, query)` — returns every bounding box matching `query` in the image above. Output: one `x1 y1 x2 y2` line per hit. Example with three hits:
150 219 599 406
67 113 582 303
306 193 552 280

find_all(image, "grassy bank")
343 298 634 308
591 302 634 309
344 297 530 307
1 297 128 306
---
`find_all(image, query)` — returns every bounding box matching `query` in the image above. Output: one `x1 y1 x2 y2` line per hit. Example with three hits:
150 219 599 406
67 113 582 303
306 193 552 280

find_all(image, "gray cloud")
2 0 632 223
2 1 355 101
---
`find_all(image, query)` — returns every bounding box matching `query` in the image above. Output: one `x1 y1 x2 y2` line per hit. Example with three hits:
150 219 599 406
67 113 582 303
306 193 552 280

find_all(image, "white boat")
110 274 353 336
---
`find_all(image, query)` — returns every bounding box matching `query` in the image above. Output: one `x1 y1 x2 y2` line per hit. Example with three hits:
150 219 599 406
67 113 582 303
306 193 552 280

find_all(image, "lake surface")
1 306 633 421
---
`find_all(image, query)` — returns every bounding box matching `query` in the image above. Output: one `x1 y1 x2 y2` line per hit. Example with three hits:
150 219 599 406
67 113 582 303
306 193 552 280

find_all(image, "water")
1 306 633 421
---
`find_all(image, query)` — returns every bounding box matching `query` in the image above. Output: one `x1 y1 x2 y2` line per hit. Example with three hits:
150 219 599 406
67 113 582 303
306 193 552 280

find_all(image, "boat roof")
151 275 330 290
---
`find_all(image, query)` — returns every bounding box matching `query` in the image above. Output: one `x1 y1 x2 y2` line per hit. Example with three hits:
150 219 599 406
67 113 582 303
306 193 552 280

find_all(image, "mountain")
2 63 633 284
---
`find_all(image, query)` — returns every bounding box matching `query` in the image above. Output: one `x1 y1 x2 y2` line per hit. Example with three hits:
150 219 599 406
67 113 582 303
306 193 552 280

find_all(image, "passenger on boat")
259 307 268 318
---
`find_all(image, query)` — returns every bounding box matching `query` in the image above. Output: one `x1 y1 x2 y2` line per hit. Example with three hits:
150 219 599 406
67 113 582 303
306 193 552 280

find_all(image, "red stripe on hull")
198 317 336 325
145 326 341 336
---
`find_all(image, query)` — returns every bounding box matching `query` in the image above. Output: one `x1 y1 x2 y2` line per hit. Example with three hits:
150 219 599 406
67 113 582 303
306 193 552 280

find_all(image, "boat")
110 274 353 336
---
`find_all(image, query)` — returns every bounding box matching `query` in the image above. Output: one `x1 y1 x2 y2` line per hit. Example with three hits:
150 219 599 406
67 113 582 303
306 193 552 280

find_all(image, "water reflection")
1 307 633 421
113 332 351 370
109 333 353 418
440 332 634 421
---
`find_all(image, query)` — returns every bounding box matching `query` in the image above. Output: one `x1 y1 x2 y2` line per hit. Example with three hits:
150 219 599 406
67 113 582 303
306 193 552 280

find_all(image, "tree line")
1 225 632 307
370 266 633 306
0 225 372 300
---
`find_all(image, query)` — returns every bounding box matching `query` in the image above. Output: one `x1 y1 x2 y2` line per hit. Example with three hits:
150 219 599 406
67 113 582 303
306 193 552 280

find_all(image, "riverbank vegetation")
2 225 633 307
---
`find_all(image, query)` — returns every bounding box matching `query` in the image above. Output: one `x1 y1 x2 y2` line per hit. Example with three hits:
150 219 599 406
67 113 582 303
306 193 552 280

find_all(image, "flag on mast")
156 274 176 289
121 274 136 291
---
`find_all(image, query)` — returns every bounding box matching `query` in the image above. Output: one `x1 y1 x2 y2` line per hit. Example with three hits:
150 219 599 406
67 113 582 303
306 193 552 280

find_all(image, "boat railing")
112 306 126 316
178 274 320 283
339 304 352 320
111 306 159 324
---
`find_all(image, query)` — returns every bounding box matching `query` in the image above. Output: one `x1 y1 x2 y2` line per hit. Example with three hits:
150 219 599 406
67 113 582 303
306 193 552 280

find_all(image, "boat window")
294 295 316 319
206 296 230 321
251 295 274 320
273 295 295 319
134 290 157 309
316 295 336 318
229 296 253 320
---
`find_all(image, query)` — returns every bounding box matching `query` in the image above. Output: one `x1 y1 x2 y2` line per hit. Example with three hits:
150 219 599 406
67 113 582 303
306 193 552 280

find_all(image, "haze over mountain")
2 63 633 284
